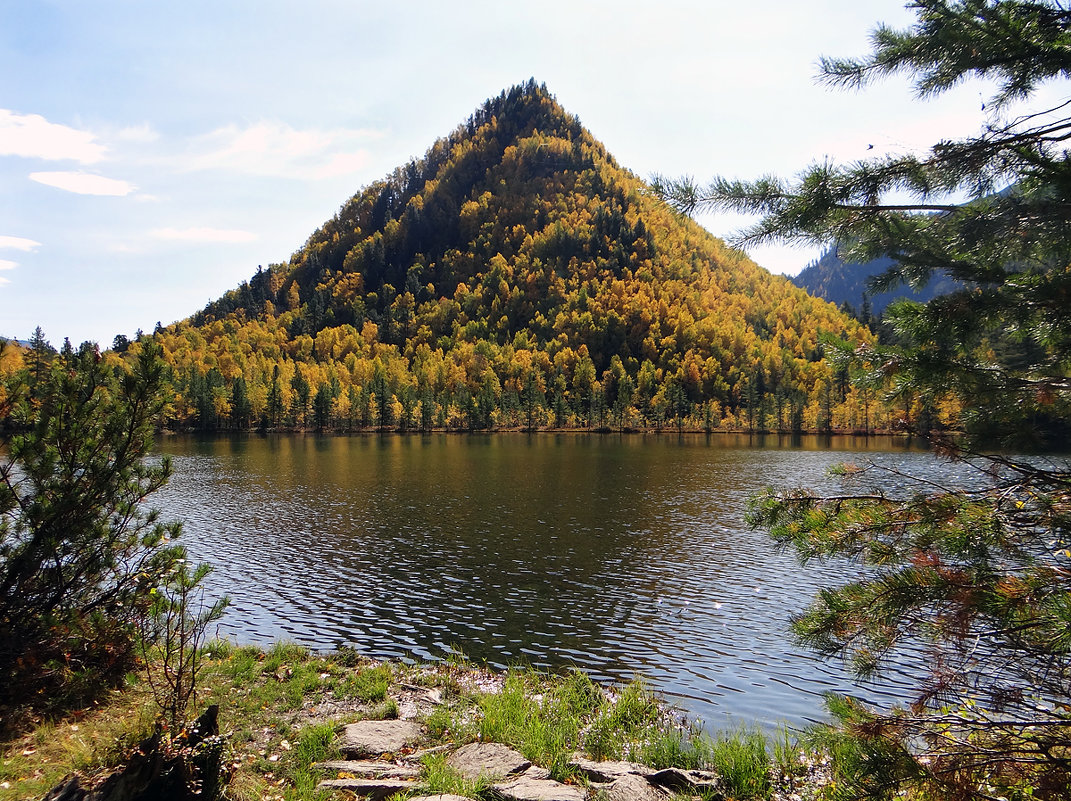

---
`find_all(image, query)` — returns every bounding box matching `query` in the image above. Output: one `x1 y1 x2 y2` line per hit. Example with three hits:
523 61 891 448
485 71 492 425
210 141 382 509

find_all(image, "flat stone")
569 758 648 783
493 775 586 801
337 720 423 757
646 768 692 790
647 768 724 797
446 742 531 780
607 773 672 801
317 777 418 798
315 760 421 779
683 769 723 793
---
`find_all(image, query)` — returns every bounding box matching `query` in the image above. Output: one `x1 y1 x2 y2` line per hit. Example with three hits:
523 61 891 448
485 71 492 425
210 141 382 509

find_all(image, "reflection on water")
155 432 932 732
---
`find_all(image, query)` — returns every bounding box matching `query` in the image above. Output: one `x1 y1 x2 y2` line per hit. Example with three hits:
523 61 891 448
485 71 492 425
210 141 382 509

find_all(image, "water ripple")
156 432 933 732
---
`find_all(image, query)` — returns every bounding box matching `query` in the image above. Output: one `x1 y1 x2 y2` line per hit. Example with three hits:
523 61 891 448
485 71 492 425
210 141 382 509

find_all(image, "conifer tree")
0 341 188 723
657 1 1071 797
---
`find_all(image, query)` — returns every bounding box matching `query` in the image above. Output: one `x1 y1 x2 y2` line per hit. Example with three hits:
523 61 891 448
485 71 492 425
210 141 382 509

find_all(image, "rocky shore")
18 649 829 801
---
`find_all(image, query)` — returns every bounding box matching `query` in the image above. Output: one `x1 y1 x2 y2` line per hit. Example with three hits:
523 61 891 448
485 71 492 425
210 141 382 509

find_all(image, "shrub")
0 339 190 730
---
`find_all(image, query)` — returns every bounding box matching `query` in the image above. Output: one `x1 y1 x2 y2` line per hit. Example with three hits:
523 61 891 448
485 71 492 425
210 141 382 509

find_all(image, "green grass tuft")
337 664 392 702
636 728 711 770
583 679 661 760
708 729 771 800
287 723 339 800
420 752 493 797
264 641 311 671
475 672 582 780
425 705 458 741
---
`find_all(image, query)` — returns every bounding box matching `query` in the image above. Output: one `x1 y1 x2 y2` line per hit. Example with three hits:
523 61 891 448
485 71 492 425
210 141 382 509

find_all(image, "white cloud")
150 227 257 244
0 258 16 286
30 171 136 196
0 235 41 252
185 121 379 179
0 110 107 163
117 123 159 143
0 250 24 284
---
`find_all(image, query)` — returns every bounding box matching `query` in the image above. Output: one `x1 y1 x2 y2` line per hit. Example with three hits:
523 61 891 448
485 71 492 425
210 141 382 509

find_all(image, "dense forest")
56 83 943 433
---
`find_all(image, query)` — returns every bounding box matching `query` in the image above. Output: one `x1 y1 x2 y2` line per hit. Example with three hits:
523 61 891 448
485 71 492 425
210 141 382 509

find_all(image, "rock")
398 683 445 705
316 778 418 798
408 796 474 801
647 768 724 798
492 774 586 801
681 769 723 794
520 765 552 781
314 760 421 779
569 758 647 783
446 742 531 780
337 720 423 756
607 773 672 801
645 768 691 791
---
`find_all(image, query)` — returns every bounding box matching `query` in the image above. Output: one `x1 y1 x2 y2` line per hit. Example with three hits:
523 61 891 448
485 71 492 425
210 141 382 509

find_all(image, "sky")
0 0 1020 346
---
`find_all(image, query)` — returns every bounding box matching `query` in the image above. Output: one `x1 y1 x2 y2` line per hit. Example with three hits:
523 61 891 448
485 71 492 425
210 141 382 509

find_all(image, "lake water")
155 432 936 733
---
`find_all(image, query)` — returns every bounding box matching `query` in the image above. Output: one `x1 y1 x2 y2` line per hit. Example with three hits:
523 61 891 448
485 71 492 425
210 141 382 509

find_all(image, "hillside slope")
148 82 875 432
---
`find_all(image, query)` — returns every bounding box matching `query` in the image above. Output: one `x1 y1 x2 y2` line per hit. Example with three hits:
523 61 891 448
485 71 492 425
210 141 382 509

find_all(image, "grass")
637 727 711 770
475 672 588 780
708 729 772 799
0 646 807 801
420 752 494 798
286 723 339 800
425 668 732 786
584 678 663 760
0 682 158 800
1 642 360 801
421 668 602 780
336 664 392 702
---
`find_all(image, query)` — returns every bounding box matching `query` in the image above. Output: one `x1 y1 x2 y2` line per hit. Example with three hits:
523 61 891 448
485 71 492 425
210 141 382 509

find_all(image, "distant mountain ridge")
792 246 959 315
148 81 875 432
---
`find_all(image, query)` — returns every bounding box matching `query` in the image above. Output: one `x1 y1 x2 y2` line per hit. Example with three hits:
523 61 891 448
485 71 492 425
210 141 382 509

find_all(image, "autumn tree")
656 1 1071 797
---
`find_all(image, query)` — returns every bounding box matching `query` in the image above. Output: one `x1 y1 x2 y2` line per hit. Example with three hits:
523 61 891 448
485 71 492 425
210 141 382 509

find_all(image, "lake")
155 432 936 733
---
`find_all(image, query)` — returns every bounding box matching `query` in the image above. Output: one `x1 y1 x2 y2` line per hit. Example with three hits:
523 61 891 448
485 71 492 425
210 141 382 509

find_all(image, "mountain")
150 81 872 432
793 246 959 316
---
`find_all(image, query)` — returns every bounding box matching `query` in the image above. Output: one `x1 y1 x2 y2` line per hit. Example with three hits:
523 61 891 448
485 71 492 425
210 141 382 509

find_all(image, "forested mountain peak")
196 80 643 344
157 81 875 432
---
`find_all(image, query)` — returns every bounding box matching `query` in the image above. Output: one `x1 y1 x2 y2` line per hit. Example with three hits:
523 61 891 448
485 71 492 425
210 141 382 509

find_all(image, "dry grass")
0 683 157 800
